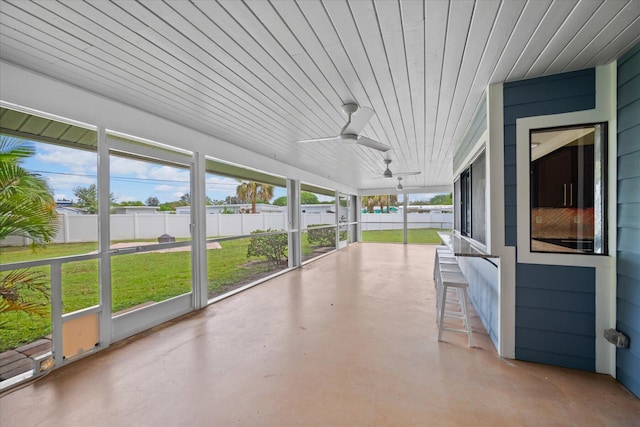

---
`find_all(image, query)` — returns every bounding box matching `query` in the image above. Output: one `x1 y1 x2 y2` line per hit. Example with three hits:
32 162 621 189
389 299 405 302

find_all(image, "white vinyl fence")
360 212 453 231
1 211 452 246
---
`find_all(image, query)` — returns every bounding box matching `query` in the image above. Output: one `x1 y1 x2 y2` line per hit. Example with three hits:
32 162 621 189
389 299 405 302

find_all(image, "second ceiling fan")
382 158 421 178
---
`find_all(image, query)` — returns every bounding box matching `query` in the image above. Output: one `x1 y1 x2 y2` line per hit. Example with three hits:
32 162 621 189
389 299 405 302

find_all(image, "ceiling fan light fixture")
383 158 393 177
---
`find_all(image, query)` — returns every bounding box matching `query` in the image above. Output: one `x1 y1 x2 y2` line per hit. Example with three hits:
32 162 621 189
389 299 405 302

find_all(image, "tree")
225 195 243 205
361 195 377 213
428 193 453 205
301 191 319 204
119 201 144 206
179 193 191 205
273 196 287 206
0 136 58 319
72 184 115 214
361 194 397 213
0 137 58 247
236 181 274 213
146 196 160 206
273 192 321 207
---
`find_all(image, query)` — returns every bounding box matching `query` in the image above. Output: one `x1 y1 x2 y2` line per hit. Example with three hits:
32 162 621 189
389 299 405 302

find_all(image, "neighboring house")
402 205 453 214
300 204 334 214
55 207 88 215
112 206 160 214
55 200 88 215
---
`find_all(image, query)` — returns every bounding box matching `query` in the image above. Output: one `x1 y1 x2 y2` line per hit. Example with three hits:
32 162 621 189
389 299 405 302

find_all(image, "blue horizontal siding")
618 250 640 280
516 348 595 372
515 263 595 372
618 74 640 109
618 123 640 156
618 274 640 306
617 355 640 398
618 43 640 86
504 96 596 126
618 99 640 132
517 288 595 313
503 69 596 107
502 68 596 246
516 306 595 336
618 228 640 254
516 328 595 359
618 177 640 203
617 42 640 398
618 203 640 229
618 149 640 179
516 263 596 293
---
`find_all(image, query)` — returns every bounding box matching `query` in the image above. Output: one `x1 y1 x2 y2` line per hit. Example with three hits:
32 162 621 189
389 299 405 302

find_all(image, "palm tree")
0 136 58 318
236 181 274 213
0 136 58 245
362 194 398 213
380 194 398 213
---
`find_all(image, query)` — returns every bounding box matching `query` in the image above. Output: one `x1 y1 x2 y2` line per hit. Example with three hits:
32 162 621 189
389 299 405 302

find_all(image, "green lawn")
0 229 445 351
361 228 447 244
1 236 326 351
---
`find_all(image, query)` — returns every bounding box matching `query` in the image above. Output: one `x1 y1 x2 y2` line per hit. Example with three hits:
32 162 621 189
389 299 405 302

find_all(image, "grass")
361 228 447 244
0 229 445 352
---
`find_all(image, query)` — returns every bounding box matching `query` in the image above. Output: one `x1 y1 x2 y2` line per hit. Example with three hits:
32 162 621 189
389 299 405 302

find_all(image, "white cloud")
45 174 95 196
109 156 151 177
148 165 189 182
36 145 96 174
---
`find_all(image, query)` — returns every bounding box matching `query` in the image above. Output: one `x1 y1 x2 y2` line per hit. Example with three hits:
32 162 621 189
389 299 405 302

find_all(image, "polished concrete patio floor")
1 243 638 426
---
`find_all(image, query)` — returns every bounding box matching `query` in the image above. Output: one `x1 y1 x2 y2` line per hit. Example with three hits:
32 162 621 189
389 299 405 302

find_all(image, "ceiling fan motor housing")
339 134 359 143
341 103 359 115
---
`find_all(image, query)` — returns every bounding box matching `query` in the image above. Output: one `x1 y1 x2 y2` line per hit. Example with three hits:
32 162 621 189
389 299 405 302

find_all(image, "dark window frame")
528 122 608 255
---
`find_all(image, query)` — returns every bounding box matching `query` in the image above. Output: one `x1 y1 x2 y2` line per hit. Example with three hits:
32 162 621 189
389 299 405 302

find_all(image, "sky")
22 140 440 205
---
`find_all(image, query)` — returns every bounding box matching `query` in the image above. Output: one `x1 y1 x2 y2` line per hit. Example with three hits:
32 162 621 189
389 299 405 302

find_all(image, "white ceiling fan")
395 176 419 191
295 103 390 152
382 158 421 178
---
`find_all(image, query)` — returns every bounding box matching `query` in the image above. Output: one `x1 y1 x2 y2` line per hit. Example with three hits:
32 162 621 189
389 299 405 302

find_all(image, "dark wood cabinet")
531 145 594 208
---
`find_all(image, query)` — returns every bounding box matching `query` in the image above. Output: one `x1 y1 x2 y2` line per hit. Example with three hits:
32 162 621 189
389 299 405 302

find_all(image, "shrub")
306 224 336 247
247 229 288 266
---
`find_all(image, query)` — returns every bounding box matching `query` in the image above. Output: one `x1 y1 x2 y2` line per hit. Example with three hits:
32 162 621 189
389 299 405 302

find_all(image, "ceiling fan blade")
295 136 340 144
394 171 422 177
356 136 390 152
342 106 374 135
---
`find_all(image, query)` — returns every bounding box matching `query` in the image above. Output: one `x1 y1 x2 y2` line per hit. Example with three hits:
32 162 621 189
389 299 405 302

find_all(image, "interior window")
460 168 471 237
530 123 607 254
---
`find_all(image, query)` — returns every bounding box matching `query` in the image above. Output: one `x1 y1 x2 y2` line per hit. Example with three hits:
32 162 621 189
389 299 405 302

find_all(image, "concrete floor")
1 243 638 426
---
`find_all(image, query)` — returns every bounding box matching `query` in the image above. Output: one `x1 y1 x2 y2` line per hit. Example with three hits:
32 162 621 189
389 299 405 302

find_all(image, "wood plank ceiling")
1 0 639 192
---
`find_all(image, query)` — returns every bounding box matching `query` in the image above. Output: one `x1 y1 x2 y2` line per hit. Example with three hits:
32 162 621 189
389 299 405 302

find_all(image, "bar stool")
433 247 456 283
435 263 462 320
437 270 473 347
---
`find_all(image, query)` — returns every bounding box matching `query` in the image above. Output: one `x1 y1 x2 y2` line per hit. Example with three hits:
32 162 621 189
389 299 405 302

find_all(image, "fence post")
63 214 70 243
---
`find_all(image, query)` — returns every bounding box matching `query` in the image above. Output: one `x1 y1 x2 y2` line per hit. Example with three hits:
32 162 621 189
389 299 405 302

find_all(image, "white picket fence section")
1 211 452 246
